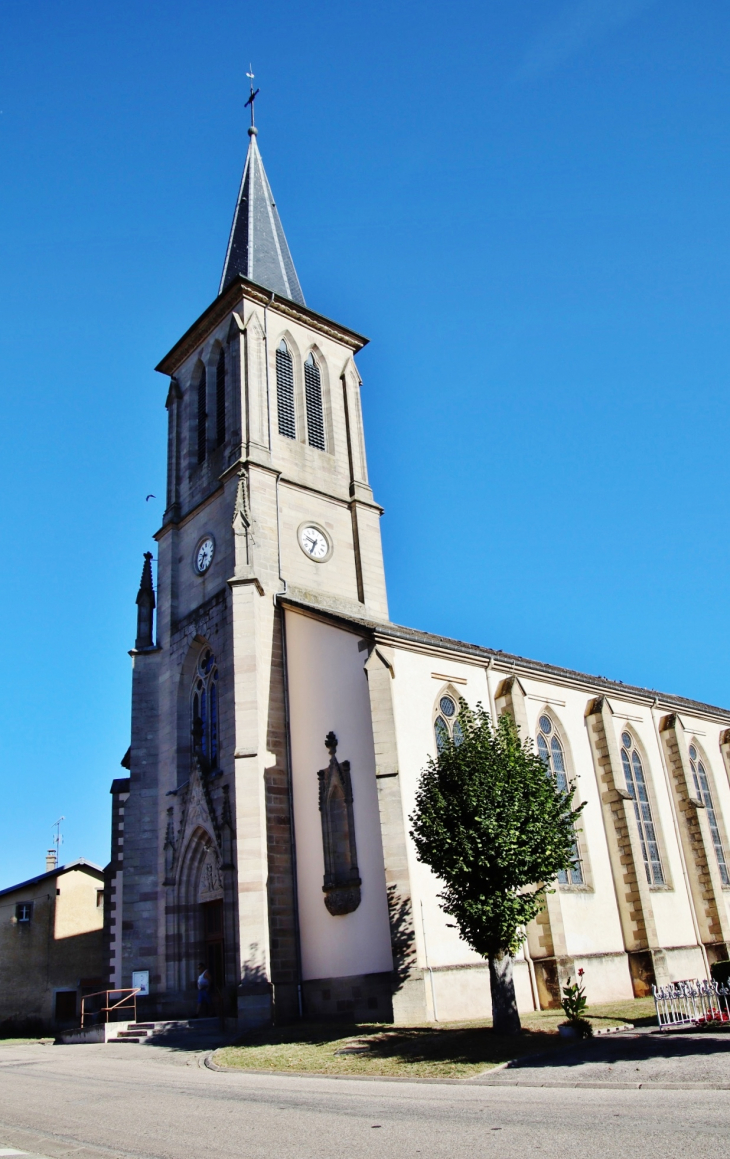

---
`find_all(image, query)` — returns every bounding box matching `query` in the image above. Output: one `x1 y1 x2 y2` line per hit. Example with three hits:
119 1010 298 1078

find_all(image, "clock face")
195 536 215 574
299 525 330 561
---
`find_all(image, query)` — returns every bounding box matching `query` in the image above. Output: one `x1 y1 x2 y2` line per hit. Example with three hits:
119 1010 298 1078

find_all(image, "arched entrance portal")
175 828 226 1005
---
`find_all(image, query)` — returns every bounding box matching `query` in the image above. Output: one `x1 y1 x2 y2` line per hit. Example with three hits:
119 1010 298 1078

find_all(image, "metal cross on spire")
245 66 260 131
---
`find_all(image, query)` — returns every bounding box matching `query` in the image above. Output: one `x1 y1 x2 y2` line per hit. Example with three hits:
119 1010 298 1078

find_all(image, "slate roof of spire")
219 127 305 305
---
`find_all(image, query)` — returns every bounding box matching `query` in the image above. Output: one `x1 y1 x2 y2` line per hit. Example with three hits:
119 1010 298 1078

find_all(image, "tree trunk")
488 951 521 1035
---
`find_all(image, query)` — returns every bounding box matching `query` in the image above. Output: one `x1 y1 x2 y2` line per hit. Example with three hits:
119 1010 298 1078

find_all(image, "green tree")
410 703 585 1034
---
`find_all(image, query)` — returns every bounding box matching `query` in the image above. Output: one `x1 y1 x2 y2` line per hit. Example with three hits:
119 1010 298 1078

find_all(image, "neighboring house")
0 854 105 1029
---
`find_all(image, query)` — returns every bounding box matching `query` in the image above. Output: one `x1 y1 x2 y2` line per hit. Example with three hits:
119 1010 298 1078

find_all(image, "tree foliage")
410 703 585 959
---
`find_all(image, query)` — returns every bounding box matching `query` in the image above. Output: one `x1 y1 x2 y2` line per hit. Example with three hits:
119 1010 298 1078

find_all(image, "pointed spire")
135 552 156 650
219 92 305 304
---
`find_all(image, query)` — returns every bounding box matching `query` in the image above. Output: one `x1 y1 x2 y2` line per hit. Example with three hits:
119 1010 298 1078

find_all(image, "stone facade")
116 127 730 1027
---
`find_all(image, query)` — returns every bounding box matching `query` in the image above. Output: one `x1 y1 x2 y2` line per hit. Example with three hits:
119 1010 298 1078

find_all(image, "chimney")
46 849 57 873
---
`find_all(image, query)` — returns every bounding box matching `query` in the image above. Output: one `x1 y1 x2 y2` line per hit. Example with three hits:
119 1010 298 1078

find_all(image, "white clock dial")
195 536 215 574
299 525 329 560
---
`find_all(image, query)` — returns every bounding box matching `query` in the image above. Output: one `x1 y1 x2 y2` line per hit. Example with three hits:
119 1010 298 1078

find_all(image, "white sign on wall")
131 970 149 996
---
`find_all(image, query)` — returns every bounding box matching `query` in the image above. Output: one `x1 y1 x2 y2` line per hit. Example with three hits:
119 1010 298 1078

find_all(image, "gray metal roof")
219 128 305 305
0 858 104 898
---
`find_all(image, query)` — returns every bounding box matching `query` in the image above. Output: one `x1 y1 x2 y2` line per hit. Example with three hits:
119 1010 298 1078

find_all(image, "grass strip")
214 996 656 1079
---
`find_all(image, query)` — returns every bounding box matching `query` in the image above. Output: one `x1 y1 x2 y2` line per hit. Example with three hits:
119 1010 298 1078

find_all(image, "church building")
112 110 730 1027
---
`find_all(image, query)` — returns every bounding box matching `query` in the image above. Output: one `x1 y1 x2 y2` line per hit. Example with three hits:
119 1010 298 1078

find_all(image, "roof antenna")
245 66 260 136
53 816 65 863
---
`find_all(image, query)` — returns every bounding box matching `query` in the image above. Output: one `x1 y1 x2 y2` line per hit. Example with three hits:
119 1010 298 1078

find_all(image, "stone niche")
318 732 361 916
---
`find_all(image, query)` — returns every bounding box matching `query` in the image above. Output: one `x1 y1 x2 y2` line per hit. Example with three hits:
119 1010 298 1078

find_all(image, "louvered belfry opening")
215 350 226 447
196 371 207 464
276 340 296 439
304 354 325 451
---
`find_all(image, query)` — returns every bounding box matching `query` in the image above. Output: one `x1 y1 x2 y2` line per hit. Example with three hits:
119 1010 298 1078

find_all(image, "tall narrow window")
276 340 296 439
434 693 463 752
196 370 207 464
215 349 226 447
192 648 219 769
620 732 664 886
689 744 729 886
537 715 584 885
304 353 325 450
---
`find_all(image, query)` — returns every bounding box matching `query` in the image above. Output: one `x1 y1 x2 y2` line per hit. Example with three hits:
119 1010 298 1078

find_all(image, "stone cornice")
155 277 369 378
278 595 730 726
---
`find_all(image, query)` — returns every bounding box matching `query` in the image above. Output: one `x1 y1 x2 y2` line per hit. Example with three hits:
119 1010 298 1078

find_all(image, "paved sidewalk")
474 1029 730 1087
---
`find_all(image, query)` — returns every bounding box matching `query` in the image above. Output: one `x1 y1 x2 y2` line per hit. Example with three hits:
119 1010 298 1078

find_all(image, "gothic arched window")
196 368 207 464
434 693 463 753
215 349 226 447
304 353 326 450
276 340 296 439
192 648 219 769
620 731 664 885
537 715 583 885
689 744 729 886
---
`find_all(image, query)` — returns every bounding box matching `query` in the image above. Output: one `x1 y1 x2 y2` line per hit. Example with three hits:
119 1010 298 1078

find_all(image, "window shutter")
215 351 225 447
196 373 207 464
305 355 325 450
276 342 296 439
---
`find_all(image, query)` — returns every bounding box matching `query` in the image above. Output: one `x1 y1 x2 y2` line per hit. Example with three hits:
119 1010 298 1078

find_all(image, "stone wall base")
302 972 394 1022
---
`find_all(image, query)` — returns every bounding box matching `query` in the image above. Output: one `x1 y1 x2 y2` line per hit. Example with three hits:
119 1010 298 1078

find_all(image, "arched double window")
215 349 226 447
536 715 583 885
620 732 663 885
689 744 729 887
434 693 463 753
304 353 326 450
276 340 296 439
192 648 219 769
196 368 207 464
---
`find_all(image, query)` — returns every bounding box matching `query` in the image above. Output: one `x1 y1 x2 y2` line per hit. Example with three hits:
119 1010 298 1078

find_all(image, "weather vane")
245 66 260 130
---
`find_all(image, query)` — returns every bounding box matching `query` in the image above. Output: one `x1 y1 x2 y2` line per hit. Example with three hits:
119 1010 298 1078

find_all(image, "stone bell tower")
118 103 388 1025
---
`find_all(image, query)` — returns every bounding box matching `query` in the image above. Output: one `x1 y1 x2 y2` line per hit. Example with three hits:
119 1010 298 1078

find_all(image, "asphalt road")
0 1035 729 1159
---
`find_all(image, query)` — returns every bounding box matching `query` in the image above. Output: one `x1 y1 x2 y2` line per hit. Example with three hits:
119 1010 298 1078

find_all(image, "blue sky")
1 0 728 886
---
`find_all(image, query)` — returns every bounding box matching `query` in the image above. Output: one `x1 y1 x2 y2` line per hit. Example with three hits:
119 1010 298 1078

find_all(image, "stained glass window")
620 732 663 886
689 744 729 887
536 715 583 885
433 693 463 751
192 648 220 769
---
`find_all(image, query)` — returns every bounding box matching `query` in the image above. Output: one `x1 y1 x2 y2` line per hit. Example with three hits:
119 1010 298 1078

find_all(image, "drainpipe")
280 605 303 1017
420 900 438 1022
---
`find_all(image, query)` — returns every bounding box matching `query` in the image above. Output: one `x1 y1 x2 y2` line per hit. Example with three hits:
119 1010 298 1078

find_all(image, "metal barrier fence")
653 979 730 1030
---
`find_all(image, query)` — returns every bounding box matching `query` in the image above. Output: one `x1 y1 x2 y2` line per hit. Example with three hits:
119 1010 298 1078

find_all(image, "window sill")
558 884 594 894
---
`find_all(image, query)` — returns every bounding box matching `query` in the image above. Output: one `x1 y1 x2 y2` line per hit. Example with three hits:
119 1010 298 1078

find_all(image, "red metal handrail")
81 988 141 1028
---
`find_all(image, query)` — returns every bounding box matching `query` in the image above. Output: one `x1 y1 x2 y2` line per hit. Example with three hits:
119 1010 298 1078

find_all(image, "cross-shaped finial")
245 66 260 131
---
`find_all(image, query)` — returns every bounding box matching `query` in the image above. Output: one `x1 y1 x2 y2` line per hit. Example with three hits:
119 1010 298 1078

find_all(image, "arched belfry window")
276 340 296 439
537 715 583 885
304 353 325 451
620 731 664 885
434 692 464 753
191 648 219 770
215 349 226 447
689 743 729 886
196 367 207 464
